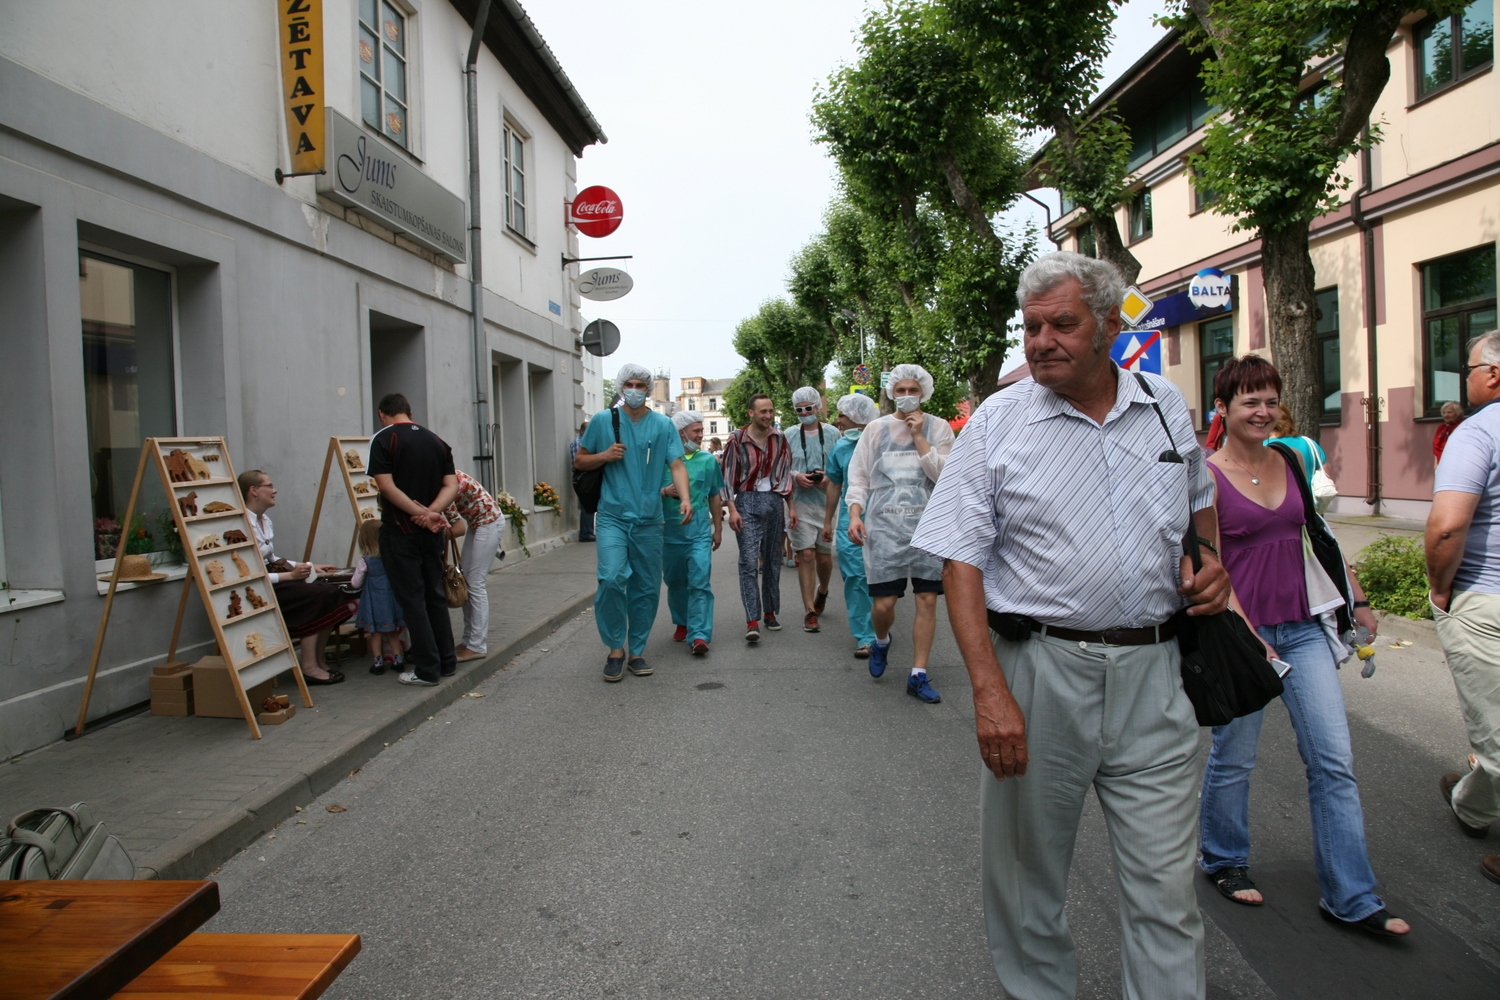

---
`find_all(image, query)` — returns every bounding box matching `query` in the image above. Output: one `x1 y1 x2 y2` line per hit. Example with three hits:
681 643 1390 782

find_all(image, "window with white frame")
504 122 528 238
358 0 410 147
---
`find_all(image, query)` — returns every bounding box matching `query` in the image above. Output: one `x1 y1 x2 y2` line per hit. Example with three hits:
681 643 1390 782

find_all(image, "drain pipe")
1350 133 1382 515
465 0 495 493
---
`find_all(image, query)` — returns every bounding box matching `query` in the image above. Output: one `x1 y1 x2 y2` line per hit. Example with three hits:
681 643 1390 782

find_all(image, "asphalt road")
208 539 1500 999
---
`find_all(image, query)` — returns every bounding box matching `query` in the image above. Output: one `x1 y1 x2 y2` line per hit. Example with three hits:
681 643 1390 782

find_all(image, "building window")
1076 224 1097 258
1192 168 1219 213
708 398 718 411
1423 243 1497 414
358 0 409 147
504 123 527 238
1316 287 1341 422
1129 189 1153 243
709 420 718 434
1200 316 1235 429
1417 0 1494 97
1126 74 1214 171
80 253 178 560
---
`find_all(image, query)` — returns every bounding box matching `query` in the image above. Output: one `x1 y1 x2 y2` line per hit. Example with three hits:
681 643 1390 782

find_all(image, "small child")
351 519 405 675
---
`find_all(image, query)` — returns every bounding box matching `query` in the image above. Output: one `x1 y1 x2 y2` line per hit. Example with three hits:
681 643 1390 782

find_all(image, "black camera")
808 470 825 483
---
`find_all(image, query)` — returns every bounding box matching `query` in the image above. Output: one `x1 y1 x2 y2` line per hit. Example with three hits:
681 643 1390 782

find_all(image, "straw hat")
100 554 167 583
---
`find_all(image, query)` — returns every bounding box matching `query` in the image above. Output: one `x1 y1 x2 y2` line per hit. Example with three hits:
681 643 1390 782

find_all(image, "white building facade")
0 0 606 757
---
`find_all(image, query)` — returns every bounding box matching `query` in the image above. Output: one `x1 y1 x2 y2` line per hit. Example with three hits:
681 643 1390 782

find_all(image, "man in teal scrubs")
661 410 724 655
822 393 880 659
574 364 692 681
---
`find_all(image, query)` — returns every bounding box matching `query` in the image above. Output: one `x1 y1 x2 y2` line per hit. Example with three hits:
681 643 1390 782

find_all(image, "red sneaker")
691 639 709 655
673 625 688 642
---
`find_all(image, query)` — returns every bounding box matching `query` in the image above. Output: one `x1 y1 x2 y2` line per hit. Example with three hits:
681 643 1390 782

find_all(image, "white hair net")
673 409 704 431
615 363 653 393
836 393 879 425
886 364 934 402
791 386 822 406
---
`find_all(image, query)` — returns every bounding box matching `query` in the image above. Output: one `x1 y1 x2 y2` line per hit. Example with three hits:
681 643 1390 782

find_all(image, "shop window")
1422 243 1497 414
1417 0 1494 98
1200 316 1235 429
80 253 177 561
1076 224 1097 258
359 0 410 148
504 123 528 239
1128 189 1152 243
1316 287 1341 422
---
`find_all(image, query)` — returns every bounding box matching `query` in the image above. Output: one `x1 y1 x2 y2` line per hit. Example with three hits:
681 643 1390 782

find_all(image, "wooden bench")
115 933 361 999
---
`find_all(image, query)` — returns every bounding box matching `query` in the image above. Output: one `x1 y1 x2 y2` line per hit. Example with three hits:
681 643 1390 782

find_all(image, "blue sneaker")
627 656 652 677
603 655 625 682
907 672 941 703
868 638 890 678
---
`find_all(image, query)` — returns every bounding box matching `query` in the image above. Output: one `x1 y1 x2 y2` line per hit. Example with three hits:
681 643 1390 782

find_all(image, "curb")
136 590 595 880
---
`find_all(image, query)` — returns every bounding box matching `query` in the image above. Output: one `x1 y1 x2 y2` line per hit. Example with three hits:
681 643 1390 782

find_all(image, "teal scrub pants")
663 527 714 643
836 524 876 647
594 512 664 656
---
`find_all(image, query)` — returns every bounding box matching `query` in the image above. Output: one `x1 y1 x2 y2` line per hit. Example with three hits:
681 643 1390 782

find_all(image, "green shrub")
1354 535 1431 620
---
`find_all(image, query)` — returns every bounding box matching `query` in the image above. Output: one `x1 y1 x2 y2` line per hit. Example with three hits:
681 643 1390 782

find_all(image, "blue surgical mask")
843 428 862 441
622 388 647 409
798 413 817 425
683 438 700 454
894 395 920 413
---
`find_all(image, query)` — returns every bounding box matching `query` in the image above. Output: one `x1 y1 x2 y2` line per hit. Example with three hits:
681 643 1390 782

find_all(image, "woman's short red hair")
1213 354 1282 407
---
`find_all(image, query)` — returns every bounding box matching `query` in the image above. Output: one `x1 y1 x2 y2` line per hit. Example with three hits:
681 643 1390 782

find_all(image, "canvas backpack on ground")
1 803 136 879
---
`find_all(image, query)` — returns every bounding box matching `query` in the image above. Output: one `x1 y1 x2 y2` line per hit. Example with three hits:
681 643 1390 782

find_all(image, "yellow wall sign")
279 0 325 175
1119 286 1154 327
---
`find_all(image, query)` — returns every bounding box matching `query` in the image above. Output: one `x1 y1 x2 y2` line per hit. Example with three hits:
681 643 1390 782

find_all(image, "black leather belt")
987 609 1176 646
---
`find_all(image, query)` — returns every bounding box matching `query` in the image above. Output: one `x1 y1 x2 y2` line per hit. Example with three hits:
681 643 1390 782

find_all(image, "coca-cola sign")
570 185 623 238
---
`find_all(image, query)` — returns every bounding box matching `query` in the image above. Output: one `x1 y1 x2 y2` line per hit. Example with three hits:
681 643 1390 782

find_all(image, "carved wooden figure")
201 500 236 513
343 450 364 470
222 529 248 544
226 591 243 618
231 550 251 578
245 587 267 610
195 534 221 551
204 560 226 584
245 632 266 657
165 449 196 483
178 492 198 517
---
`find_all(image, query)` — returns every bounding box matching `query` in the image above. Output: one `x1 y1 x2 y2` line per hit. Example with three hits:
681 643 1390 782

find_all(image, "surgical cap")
886 364 934 402
791 386 822 406
615 363 653 393
836 393 879 425
673 409 704 431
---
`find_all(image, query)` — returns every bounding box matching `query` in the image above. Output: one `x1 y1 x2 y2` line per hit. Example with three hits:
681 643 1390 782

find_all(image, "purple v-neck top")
1211 461 1309 628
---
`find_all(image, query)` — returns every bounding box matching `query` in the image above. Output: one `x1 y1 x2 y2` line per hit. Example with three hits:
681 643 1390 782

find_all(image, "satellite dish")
582 319 621 357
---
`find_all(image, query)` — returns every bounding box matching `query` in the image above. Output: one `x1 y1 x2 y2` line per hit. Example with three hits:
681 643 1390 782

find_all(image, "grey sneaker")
603 655 625 682
397 670 438 687
627 656 652 677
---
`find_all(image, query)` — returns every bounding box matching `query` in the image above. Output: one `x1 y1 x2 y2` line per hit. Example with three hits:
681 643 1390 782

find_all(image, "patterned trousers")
733 490 783 623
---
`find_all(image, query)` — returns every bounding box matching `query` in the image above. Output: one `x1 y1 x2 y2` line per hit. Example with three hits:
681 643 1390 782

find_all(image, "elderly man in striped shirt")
912 252 1230 1000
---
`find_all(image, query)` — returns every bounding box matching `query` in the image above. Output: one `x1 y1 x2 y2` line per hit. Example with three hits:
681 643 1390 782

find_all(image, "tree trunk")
968 350 1006 406
1259 220 1322 441
935 149 1014 406
937 150 1003 253
1090 213 1140 286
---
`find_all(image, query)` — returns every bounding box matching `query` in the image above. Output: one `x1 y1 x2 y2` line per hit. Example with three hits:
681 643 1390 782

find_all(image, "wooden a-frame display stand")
302 436 377 566
75 437 310 739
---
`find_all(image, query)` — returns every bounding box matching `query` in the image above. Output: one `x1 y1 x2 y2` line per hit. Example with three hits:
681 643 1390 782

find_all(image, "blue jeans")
1199 617 1385 922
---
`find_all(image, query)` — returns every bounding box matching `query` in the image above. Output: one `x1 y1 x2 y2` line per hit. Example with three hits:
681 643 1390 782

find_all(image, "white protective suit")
844 411 954 585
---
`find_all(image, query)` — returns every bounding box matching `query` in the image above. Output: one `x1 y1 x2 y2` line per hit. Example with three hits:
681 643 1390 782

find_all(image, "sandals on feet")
1209 867 1263 906
1319 906 1409 938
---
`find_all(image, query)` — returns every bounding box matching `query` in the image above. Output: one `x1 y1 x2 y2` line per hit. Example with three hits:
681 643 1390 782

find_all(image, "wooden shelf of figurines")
303 436 380 565
76 437 311 740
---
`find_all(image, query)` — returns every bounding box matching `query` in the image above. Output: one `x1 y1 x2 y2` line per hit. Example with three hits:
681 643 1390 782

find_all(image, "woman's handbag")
1302 436 1338 514
3 803 136 880
444 536 469 609
1133 373 1284 726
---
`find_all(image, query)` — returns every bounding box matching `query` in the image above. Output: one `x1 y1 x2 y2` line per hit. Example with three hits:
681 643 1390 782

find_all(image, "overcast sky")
526 0 1169 398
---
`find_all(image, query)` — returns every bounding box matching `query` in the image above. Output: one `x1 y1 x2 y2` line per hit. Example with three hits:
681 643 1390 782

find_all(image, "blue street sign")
1111 329 1162 374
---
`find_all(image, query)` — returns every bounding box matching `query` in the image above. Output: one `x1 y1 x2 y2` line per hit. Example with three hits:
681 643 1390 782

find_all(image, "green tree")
1174 0 1464 438
942 0 1140 282
812 1 1030 402
729 298 838 426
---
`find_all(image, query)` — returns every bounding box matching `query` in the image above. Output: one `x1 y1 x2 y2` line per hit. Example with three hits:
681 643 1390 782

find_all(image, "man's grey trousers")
981 631 1205 1000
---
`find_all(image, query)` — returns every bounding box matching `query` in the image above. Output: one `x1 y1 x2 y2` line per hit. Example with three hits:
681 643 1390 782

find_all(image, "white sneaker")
397 670 438 687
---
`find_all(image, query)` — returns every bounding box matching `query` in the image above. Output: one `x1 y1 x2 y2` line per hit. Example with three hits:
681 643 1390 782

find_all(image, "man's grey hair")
1469 329 1500 366
1016 251 1127 351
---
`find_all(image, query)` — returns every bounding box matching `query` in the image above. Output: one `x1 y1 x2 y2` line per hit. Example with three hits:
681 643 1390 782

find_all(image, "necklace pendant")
1250 476 1260 485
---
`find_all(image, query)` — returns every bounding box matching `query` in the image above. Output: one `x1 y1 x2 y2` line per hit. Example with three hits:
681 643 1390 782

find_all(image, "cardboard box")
150 686 193 716
148 669 193 692
191 656 273 718
151 700 192 717
152 660 192 676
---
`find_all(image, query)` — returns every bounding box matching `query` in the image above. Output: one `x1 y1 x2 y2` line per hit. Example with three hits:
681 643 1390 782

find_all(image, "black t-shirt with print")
366 421 456 533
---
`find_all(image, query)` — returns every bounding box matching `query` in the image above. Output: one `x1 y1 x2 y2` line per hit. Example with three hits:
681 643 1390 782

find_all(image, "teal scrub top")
582 407 684 523
662 448 724 540
1264 435 1326 477
824 429 861 535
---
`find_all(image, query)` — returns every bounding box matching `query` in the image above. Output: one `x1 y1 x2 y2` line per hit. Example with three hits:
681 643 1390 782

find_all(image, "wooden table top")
116 933 362 1000
0 880 220 1000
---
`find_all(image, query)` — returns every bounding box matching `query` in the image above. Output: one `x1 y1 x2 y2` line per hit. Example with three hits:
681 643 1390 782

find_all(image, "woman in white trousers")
443 470 506 661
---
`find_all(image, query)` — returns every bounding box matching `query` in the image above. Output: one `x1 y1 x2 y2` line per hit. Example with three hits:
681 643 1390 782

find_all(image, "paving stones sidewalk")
0 540 599 879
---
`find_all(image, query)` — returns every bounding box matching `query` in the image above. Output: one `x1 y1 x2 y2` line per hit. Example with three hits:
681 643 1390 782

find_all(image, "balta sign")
570 186 623 237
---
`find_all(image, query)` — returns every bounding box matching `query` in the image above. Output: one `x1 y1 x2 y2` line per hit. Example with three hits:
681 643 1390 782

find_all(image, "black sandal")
1319 906 1409 938
1209 867 1263 906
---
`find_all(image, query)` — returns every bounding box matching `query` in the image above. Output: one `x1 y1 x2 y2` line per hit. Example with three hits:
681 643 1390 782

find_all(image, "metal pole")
1352 134 1382 515
466 0 495 493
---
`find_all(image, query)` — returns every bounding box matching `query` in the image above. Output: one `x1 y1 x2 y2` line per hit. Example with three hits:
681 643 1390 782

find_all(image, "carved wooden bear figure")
222 529 249 545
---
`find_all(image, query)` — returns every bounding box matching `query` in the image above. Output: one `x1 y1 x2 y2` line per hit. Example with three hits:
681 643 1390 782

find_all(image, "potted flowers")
496 491 530 557
533 482 561 514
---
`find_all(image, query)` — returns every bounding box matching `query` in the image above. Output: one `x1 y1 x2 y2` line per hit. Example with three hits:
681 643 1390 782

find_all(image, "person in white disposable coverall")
845 365 953 703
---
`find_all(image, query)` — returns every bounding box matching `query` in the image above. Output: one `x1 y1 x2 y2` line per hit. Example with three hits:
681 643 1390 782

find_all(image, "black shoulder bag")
1133 373 1283 727
571 407 620 514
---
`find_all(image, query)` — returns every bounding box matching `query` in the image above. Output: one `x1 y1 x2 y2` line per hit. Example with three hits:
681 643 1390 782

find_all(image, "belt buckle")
1100 628 1126 647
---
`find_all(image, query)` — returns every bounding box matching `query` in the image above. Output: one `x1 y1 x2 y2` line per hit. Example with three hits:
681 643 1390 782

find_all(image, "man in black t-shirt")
368 393 459 685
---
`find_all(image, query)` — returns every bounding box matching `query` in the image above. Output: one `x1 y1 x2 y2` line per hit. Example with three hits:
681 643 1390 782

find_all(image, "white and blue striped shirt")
911 369 1214 630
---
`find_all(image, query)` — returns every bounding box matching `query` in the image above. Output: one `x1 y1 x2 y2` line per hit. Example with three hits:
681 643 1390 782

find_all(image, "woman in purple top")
1199 356 1408 938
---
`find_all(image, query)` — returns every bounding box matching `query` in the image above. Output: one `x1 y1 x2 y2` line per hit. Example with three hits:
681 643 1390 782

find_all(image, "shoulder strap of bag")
611 406 620 443
448 536 462 570
1131 372 1201 573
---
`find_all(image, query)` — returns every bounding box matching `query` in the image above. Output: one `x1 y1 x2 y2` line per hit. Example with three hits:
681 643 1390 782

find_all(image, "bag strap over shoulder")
1131 372 1201 573
611 405 621 443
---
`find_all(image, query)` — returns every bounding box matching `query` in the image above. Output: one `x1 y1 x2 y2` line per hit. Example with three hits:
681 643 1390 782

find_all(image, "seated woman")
238 469 358 685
